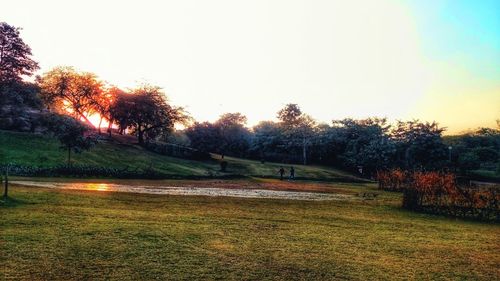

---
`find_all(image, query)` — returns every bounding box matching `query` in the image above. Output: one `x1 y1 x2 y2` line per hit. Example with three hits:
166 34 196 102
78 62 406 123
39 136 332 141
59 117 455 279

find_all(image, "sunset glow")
87 183 110 192
2 0 499 133
1 2 500 277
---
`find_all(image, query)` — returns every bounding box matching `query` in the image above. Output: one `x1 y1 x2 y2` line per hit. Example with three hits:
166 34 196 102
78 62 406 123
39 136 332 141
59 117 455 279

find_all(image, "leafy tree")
391 120 447 170
250 121 285 162
43 113 96 165
277 104 316 164
38 67 103 127
0 22 39 83
331 118 395 175
277 104 303 127
471 147 499 163
116 85 186 144
457 152 481 174
214 113 250 157
108 89 133 135
185 113 250 157
443 126 499 174
185 121 220 153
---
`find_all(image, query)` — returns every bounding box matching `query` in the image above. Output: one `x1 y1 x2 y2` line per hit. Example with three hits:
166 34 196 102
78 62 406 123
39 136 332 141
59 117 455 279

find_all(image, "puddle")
11 180 356 201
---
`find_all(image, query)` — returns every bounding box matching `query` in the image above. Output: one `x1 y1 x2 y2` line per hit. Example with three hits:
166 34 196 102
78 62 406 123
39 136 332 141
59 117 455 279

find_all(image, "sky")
2 0 499 133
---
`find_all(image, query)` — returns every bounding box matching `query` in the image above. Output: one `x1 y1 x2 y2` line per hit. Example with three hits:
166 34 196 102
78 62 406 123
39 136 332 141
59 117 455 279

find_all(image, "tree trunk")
3 169 8 199
107 119 113 137
75 109 96 129
67 147 71 166
302 136 307 165
138 126 144 145
98 116 103 134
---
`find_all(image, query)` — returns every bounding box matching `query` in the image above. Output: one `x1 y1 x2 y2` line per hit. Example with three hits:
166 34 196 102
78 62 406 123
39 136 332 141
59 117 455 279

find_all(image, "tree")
277 104 316 164
118 85 186 144
43 113 96 165
331 118 395 175
185 113 251 157
444 127 500 173
0 80 41 108
91 86 122 134
391 120 447 170
0 22 39 83
108 89 133 135
38 67 103 127
277 104 303 127
214 113 250 157
250 121 284 162
185 121 220 153
457 152 480 174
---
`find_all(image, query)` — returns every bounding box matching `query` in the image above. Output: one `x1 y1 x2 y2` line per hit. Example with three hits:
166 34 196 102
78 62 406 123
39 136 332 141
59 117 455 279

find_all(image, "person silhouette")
290 166 295 180
279 167 285 180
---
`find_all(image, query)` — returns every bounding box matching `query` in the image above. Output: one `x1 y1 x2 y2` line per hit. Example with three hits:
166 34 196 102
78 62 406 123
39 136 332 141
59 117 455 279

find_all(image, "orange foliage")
377 169 499 221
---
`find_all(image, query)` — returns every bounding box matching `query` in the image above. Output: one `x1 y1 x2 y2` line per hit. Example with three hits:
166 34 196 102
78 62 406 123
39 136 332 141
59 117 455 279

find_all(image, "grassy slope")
1 185 499 280
0 130 362 181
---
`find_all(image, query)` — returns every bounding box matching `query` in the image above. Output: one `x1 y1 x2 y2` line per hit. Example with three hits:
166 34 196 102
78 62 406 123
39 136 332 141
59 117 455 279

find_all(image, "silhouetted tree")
91 86 122 134
250 121 284 162
215 113 251 157
0 22 39 83
277 104 316 164
120 85 186 144
39 67 103 127
185 121 220 153
391 120 447 170
185 113 250 157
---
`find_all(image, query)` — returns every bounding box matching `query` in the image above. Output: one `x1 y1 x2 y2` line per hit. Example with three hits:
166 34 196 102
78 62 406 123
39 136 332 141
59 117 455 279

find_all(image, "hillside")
0 130 364 181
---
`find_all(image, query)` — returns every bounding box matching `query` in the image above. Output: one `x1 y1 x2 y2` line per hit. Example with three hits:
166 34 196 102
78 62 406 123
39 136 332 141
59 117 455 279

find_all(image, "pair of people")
279 166 295 180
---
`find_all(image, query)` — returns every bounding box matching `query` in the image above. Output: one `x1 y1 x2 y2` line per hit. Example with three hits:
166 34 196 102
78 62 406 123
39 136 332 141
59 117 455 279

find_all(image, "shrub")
376 169 407 191
377 169 499 221
0 164 166 179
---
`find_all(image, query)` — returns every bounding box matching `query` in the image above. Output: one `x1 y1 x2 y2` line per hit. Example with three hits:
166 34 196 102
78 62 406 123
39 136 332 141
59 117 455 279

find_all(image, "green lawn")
1 184 499 280
0 130 363 181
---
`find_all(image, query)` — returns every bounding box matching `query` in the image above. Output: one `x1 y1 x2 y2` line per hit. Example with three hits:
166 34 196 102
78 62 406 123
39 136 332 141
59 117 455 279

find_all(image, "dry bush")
376 169 407 191
377 169 499 221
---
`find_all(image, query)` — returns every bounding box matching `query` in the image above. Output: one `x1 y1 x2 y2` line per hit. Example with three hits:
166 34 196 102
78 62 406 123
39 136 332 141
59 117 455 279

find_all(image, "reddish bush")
377 169 499 221
376 169 407 191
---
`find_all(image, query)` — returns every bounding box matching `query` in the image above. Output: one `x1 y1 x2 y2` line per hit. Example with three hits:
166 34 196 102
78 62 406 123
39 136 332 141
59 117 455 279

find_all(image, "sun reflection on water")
87 183 110 191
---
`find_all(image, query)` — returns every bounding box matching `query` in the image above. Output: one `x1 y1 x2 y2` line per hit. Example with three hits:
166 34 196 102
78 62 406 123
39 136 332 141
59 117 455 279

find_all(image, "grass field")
1 130 499 280
0 130 362 181
1 182 499 280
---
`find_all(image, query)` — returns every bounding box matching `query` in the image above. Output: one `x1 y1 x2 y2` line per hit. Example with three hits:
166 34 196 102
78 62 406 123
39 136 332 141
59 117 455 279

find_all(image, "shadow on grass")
0 196 30 208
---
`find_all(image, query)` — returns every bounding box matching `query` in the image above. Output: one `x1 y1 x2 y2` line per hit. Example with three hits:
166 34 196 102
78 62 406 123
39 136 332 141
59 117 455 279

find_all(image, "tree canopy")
39 67 103 127
0 22 39 83
110 85 186 144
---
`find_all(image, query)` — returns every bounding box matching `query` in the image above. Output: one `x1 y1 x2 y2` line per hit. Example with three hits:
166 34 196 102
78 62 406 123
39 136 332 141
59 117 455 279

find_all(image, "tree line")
1 21 499 178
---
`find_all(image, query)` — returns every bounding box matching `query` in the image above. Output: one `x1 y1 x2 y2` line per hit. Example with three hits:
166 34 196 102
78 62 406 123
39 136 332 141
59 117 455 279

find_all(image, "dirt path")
11 180 358 201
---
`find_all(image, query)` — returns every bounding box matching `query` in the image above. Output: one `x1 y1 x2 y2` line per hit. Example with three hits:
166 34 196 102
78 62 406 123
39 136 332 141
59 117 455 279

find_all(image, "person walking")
279 167 285 180
289 166 295 180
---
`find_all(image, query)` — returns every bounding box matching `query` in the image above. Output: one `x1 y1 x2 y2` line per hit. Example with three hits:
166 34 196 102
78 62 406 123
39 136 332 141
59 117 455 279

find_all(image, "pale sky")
2 0 499 133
